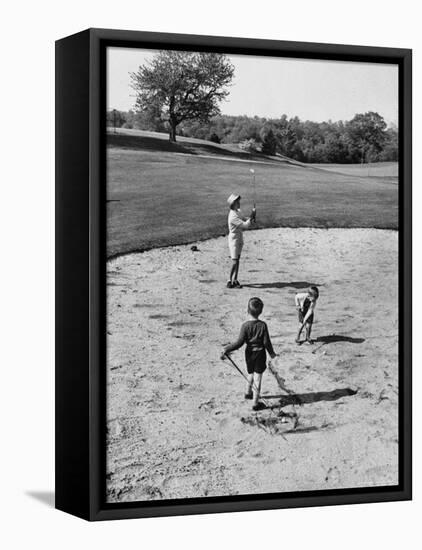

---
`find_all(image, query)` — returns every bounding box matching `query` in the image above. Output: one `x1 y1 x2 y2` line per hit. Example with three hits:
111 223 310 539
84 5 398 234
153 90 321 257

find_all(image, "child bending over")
221 297 277 410
295 286 319 344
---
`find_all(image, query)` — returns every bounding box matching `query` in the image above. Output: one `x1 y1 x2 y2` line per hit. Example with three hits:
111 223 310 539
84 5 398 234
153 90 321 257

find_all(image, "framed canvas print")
55 28 412 521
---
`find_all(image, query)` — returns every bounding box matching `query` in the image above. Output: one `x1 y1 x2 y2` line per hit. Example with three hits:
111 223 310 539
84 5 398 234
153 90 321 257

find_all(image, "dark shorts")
245 348 267 374
299 309 314 325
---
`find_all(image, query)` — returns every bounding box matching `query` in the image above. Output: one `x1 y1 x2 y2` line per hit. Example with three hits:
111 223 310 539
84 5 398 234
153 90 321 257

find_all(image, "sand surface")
106 228 398 503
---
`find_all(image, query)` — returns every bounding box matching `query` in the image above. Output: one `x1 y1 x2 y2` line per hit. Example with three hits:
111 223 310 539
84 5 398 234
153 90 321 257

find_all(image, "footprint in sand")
149 313 170 319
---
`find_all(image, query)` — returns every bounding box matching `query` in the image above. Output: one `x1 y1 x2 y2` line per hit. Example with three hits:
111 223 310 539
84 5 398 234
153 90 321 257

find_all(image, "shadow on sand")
243 281 319 290
262 387 357 408
315 334 365 344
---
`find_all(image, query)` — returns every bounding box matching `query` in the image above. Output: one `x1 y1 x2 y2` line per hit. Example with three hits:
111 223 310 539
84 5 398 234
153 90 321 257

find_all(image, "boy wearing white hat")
226 194 256 288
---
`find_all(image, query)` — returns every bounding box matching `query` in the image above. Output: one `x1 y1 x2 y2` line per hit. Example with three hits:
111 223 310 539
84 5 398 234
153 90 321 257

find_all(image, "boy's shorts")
228 237 243 260
245 348 267 374
299 308 314 325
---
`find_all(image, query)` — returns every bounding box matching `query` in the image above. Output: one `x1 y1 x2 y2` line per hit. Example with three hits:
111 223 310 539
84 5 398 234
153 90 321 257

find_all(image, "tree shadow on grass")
315 334 365 344
262 387 357 407
107 133 270 161
243 281 319 290
108 134 192 154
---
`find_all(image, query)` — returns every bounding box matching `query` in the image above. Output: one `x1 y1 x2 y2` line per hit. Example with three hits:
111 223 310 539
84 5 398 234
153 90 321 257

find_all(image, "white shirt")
228 209 251 242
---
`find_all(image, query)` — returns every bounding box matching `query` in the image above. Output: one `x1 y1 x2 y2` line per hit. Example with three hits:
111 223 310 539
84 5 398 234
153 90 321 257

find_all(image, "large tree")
346 112 387 163
130 51 234 142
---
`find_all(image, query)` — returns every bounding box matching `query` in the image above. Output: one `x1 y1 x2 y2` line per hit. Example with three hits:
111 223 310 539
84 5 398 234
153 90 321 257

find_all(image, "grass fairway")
309 161 398 180
107 132 398 258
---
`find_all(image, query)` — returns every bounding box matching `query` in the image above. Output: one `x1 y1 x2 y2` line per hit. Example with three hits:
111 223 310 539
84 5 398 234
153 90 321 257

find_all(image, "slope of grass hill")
106 129 398 258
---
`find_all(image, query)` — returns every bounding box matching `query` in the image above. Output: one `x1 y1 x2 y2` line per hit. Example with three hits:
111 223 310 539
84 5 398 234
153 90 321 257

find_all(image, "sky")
107 47 398 125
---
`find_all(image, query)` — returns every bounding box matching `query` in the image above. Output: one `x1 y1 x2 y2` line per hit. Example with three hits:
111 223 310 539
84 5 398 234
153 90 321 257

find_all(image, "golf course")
106 129 399 502
106 129 398 258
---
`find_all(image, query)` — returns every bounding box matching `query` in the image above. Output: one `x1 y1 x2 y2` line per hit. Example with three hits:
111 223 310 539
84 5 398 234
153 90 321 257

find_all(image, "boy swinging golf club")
226 193 256 288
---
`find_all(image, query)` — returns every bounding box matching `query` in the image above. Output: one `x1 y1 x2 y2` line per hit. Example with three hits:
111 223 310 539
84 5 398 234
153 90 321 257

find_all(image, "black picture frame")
55 28 412 521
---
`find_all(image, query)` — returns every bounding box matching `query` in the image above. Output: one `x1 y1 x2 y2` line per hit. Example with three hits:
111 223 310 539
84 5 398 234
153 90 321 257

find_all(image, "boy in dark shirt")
221 297 277 411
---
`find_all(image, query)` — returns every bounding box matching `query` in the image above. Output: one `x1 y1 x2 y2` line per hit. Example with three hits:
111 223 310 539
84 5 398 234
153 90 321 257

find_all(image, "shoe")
233 280 242 288
244 392 253 400
226 281 233 288
252 402 266 411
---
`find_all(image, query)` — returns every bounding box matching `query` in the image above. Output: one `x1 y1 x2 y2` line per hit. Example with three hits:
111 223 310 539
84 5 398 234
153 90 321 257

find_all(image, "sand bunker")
106 228 398 503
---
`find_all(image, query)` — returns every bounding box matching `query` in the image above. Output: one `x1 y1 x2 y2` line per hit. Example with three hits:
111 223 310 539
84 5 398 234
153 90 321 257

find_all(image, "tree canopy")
346 111 387 163
130 51 234 141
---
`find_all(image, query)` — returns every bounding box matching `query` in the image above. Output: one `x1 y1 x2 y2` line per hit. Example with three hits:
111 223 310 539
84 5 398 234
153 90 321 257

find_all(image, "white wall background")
0 0 419 548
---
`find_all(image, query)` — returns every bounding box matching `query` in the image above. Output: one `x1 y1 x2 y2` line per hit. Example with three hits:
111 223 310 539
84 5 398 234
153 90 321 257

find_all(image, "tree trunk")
169 119 177 142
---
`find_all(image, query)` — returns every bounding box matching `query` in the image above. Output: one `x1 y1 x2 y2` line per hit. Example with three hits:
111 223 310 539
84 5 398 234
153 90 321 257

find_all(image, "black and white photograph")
3 0 420 544
105 45 401 504
2 0 421 542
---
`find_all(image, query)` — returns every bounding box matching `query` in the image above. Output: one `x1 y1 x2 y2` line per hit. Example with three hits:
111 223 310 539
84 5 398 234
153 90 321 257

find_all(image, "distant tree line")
107 110 398 164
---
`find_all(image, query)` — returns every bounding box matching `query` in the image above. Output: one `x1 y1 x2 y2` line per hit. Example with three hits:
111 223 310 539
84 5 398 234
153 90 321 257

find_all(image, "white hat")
227 193 241 207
